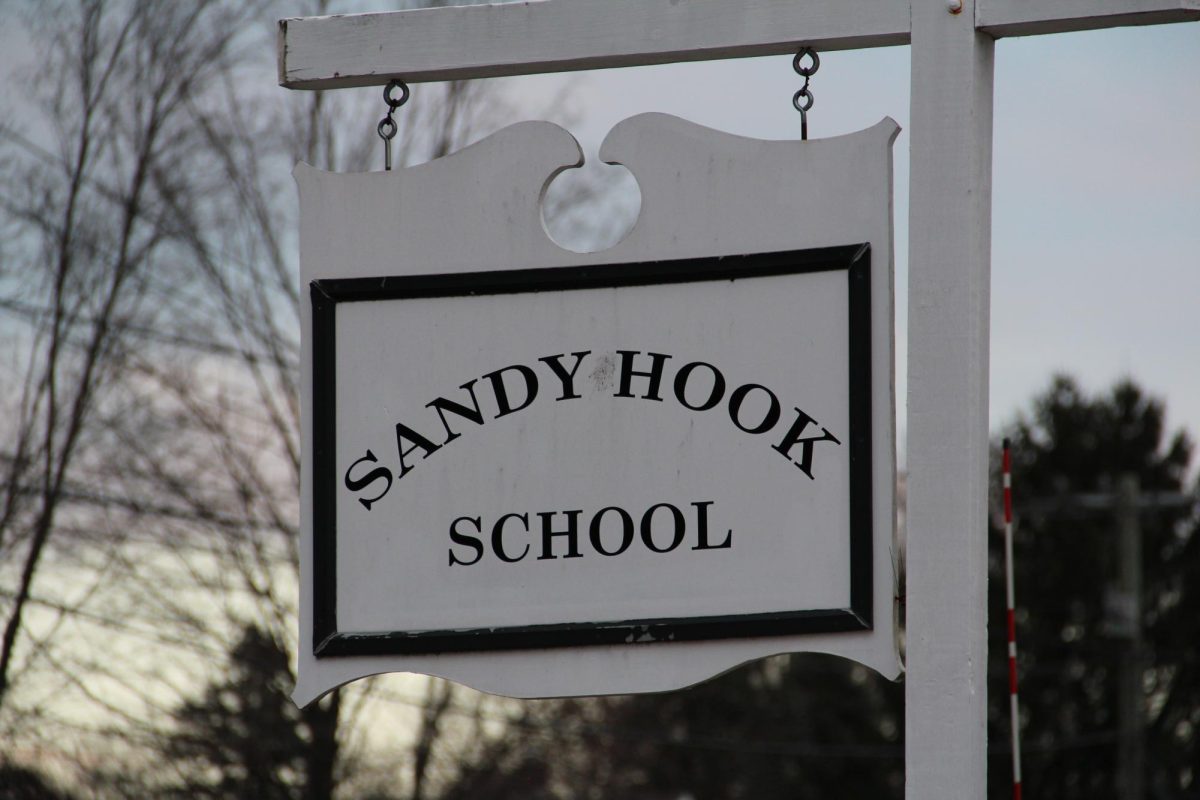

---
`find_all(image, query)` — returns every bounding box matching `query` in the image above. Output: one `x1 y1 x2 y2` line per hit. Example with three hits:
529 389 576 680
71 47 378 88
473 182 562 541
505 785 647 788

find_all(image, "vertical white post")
906 0 995 797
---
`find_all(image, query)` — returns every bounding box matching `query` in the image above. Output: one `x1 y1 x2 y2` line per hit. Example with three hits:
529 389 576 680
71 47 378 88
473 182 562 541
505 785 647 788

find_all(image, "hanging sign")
295 113 901 704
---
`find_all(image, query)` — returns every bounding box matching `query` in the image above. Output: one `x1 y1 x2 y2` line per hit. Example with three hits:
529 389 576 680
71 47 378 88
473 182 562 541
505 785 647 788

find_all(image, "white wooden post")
906 1 994 796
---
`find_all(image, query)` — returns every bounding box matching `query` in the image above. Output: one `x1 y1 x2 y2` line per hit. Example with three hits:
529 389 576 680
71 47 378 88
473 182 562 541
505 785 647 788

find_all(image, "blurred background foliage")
0 2 1196 798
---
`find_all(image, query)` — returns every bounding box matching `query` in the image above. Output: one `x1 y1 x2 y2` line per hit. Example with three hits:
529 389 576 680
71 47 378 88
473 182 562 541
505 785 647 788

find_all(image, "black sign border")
311 244 873 657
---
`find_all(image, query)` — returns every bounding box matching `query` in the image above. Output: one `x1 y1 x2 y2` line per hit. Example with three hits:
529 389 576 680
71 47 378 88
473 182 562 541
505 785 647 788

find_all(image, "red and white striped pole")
1002 438 1023 800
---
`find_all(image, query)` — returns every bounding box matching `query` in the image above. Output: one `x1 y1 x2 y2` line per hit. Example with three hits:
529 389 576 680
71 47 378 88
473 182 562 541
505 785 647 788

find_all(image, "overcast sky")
3 9 1197 467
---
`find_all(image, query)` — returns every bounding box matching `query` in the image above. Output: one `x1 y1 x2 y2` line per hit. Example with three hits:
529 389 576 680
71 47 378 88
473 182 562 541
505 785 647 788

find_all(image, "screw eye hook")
792 88 814 113
383 79 410 109
793 48 820 77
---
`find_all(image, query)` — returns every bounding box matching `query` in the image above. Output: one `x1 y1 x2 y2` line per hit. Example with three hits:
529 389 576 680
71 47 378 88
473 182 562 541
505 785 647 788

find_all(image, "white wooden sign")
295 114 901 704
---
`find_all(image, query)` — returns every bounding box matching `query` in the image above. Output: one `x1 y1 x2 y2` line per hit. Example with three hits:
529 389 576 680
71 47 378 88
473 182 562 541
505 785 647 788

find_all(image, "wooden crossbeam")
278 0 911 89
278 0 1198 90
978 0 1200 37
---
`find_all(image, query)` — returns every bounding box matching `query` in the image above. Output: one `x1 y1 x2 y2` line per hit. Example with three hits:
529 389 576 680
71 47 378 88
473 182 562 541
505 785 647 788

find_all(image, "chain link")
792 48 820 140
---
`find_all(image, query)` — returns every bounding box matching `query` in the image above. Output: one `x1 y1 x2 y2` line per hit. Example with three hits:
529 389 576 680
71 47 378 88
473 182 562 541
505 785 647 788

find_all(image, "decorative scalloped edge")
294 115 901 705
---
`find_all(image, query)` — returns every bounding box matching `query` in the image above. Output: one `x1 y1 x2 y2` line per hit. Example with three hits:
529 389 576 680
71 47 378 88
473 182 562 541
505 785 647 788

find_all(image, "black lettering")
539 351 591 401
691 501 732 550
343 450 393 511
673 361 726 411
426 380 485 444
491 513 530 563
537 510 583 560
614 350 671 401
728 383 782 434
483 364 539 418
589 506 634 557
394 422 442 479
641 503 685 553
772 407 842 480
448 516 484 566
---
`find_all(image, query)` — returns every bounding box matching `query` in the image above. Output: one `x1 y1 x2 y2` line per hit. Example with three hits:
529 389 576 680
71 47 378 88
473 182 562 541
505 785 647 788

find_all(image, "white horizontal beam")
278 0 911 89
978 0 1200 37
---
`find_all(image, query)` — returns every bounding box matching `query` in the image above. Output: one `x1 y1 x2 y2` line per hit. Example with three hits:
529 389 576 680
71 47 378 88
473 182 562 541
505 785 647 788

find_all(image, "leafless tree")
0 0 604 795
0 0 266 710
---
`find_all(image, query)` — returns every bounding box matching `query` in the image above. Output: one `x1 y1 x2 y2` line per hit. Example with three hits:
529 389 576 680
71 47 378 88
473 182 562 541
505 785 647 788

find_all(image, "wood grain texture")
294 114 901 705
278 0 911 89
905 0 994 797
979 0 1200 36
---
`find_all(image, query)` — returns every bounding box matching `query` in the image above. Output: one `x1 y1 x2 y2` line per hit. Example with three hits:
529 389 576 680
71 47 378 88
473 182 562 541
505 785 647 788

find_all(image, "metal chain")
792 48 820 140
378 79 410 171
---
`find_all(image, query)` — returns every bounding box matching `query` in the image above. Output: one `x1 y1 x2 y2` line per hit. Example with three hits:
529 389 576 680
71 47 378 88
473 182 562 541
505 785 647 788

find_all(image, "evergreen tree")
162 625 339 800
990 376 1197 798
0 765 74 800
433 654 903 800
